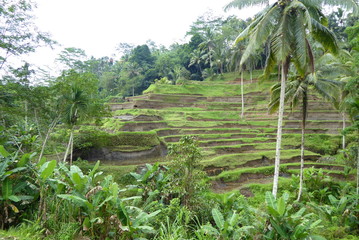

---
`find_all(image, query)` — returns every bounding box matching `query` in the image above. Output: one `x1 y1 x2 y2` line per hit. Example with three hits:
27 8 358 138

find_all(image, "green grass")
213 162 349 183
163 133 261 141
203 70 263 82
144 75 273 97
0 224 44 240
167 120 247 128
203 149 319 168
213 165 278 182
199 137 272 144
102 118 125 131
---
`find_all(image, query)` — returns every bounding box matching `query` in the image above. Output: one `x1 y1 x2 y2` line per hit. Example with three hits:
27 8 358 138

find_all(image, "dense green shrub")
73 129 161 150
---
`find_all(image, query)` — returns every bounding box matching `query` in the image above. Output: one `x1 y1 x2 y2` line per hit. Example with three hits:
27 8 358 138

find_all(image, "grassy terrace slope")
101 72 351 193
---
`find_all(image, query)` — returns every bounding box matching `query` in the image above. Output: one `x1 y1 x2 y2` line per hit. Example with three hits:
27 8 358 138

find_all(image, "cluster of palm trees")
225 0 359 199
188 22 256 79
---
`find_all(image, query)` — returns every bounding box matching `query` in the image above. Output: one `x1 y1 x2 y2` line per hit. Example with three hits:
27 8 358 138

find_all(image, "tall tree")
124 62 143 97
0 0 53 72
60 87 88 165
269 53 342 201
188 49 204 76
226 0 357 198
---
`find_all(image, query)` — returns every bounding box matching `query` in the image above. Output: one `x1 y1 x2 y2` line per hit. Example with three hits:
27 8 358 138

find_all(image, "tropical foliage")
1 0 359 239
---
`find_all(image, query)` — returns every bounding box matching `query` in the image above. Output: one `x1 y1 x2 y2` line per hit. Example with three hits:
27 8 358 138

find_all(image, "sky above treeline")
26 0 262 71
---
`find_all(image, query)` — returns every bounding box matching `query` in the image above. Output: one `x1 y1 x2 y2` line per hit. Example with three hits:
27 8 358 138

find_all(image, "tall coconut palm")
225 0 358 197
189 49 204 76
61 87 88 165
199 28 217 68
342 77 359 196
125 62 142 97
229 43 247 119
269 53 343 200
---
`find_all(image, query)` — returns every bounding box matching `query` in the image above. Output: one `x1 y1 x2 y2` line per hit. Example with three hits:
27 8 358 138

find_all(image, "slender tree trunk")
357 136 359 197
342 112 346 149
38 117 59 163
63 127 73 163
208 47 212 68
241 70 245 119
272 61 287 198
277 65 281 82
297 90 307 201
70 130 74 165
34 109 43 139
24 100 28 131
250 69 253 83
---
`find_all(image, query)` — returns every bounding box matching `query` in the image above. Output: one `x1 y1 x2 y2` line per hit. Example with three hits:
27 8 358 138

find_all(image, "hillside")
76 72 352 194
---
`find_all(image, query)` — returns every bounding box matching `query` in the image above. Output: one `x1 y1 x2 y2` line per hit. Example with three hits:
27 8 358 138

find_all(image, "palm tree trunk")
241 70 245 119
297 89 308 201
272 61 287 198
34 109 43 139
38 117 59 163
277 65 281 82
24 100 28 131
63 127 73 163
250 68 253 83
342 112 346 149
70 130 74 165
357 136 359 197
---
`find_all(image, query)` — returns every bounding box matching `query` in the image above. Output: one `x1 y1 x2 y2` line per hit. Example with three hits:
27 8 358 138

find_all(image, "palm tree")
225 0 358 198
269 53 342 201
342 78 359 196
61 87 88 165
189 49 204 76
229 43 247 119
125 62 142 97
199 28 217 68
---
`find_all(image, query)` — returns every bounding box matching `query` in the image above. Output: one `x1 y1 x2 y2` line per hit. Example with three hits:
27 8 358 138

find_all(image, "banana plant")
57 162 161 239
264 192 324 240
0 146 38 228
129 163 170 202
35 158 58 221
310 193 359 228
120 204 161 239
196 208 254 239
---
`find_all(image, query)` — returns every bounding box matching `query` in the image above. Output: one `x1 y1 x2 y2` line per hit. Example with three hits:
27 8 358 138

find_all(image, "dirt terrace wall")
76 143 167 162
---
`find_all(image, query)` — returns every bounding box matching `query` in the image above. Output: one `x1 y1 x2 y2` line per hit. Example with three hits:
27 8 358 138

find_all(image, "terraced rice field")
102 76 351 194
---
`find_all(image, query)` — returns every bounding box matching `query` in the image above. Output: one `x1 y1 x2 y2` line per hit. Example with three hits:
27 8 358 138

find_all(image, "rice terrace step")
94 74 352 192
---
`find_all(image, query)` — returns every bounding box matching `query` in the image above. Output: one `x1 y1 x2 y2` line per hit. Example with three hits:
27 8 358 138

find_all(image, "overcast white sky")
27 1 261 64
21 0 266 76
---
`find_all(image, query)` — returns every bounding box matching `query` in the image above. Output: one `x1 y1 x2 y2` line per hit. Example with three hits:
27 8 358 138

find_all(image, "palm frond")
292 10 308 76
268 79 303 113
321 0 359 15
234 17 262 44
224 0 270 11
268 82 281 113
311 18 339 54
239 4 281 66
262 45 277 81
306 39 315 74
300 0 321 9
270 9 292 63
311 77 341 105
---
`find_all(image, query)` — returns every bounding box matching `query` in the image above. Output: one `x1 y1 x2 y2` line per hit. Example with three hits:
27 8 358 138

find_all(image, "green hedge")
73 129 161 150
